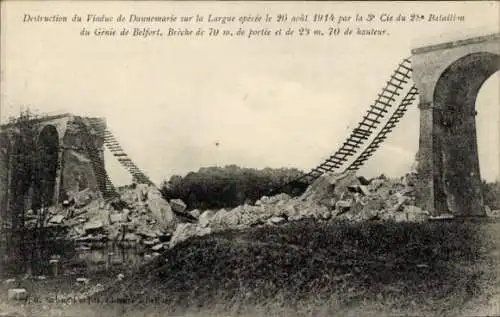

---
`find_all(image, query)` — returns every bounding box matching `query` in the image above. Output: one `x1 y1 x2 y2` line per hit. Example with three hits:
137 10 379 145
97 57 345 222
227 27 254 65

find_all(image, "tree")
481 180 500 210
160 165 304 210
3 108 51 274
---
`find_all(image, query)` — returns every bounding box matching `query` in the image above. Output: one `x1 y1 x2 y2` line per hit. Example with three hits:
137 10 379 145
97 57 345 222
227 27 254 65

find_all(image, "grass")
86 218 497 316
1 217 498 316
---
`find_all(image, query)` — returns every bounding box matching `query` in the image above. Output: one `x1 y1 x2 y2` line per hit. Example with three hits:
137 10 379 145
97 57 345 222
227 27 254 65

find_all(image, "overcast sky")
1 1 499 185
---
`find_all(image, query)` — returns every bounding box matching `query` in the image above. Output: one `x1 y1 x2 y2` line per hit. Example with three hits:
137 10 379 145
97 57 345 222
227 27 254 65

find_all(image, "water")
0 236 148 277
73 241 145 272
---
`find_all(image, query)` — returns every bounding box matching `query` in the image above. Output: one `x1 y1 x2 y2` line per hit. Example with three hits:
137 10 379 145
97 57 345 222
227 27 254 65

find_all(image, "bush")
160 165 304 210
481 180 500 209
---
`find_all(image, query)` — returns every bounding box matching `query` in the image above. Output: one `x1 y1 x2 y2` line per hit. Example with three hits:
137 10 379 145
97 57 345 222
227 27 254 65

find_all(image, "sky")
1 1 499 186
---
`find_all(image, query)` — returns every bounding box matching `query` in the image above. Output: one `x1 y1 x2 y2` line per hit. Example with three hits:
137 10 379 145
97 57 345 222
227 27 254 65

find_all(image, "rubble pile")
28 170 470 251
168 170 431 247
25 184 181 255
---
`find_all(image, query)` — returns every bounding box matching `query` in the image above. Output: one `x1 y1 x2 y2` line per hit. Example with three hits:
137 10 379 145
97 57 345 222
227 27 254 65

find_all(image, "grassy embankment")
2 217 499 317
93 217 499 316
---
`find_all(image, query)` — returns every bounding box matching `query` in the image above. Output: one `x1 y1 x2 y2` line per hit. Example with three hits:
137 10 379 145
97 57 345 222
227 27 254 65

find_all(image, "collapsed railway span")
1 31 498 217
290 58 416 186
0 58 417 214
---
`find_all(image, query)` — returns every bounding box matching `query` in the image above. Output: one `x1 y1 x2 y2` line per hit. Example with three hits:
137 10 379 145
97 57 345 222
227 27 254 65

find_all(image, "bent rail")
272 58 416 195
81 118 197 221
298 58 413 184
77 58 417 199
85 118 156 187
78 118 120 199
345 85 418 171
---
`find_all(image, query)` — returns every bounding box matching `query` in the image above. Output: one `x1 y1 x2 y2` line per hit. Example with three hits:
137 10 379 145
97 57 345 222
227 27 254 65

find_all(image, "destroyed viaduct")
0 31 499 218
0 114 109 213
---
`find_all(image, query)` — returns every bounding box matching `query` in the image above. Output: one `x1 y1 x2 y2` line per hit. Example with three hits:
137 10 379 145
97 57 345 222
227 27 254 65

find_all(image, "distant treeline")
160 165 307 211
482 180 500 210
160 165 500 212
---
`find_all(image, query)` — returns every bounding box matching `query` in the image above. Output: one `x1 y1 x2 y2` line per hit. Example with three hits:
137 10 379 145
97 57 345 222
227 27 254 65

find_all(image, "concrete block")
7 288 28 301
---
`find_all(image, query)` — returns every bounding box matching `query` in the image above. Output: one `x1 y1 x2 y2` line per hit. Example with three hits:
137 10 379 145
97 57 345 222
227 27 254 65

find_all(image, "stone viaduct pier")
0 113 108 213
412 32 500 216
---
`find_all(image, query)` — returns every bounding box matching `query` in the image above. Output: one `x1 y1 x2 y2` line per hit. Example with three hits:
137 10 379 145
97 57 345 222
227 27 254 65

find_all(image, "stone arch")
432 52 500 215
32 124 60 210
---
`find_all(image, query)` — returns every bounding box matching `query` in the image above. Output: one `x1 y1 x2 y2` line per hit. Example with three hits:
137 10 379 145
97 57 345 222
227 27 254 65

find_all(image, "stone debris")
49 215 65 224
199 210 217 228
3 279 16 286
151 243 164 251
358 185 371 196
169 223 212 248
109 210 129 224
189 209 201 219
136 227 159 239
32 170 446 254
147 190 178 231
484 205 500 218
7 289 28 301
267 216 286 225
124 233 140 242
160 170 439 248
142 239 160 246
68 188 96 208
485 205 492 216
84 221 104 234
428 214 456 221
170 199 187 214
300 170 360 206
401 205 429 223
27 185 183 254
76 277 90 285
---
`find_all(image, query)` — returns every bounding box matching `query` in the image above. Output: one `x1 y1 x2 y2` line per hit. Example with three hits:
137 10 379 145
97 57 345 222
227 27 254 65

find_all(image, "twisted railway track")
78 117 120 199
345 85 418 172
85 118 155 187
276 58 418 192
79 58 419 198
82 118 198 221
